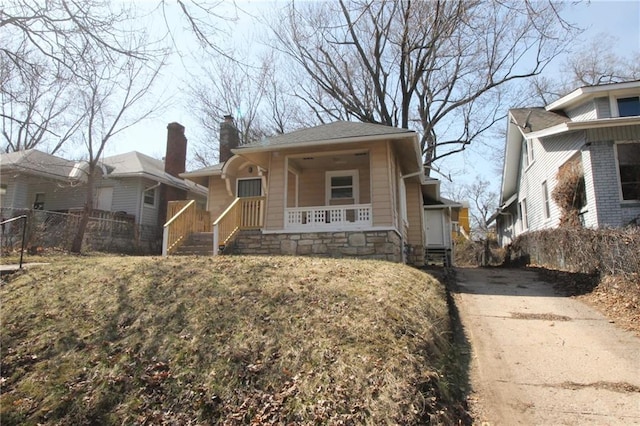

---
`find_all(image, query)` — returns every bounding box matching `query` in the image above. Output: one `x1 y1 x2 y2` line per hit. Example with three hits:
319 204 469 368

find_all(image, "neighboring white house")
492 80 640 246
1 123 206 230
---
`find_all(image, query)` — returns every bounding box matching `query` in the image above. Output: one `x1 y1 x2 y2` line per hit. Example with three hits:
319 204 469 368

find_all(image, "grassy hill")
0 255 463 425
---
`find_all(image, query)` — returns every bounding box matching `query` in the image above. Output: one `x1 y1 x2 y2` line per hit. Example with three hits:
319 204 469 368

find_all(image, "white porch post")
162 226 169 257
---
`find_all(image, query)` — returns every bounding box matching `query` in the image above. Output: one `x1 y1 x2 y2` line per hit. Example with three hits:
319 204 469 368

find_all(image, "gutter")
523 116 640 140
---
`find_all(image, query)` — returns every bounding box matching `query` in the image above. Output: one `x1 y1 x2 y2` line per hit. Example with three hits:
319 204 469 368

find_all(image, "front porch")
285 204 372 231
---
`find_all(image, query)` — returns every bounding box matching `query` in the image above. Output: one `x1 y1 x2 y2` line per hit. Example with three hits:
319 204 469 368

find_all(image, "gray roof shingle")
509 108 569 133
240 121 416 149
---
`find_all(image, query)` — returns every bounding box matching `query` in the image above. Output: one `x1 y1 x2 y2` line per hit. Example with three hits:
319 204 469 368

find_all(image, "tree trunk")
70 170 95 253
70 206 91 253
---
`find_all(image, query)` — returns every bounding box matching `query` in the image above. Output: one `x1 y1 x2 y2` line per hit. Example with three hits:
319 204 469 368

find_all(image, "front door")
424 209 445 247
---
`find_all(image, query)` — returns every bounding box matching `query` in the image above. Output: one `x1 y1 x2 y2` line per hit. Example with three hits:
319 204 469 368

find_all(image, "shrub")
508 227 640 276
552 157 586 228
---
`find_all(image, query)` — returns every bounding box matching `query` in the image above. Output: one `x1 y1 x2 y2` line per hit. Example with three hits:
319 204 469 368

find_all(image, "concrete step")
173 232 214 256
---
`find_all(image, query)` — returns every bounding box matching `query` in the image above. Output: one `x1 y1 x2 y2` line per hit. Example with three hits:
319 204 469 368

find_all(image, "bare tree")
1 0 147 73
530 34 640 104
443 177 497 238
271 0 578 169
69 42 166 253
1 42 83 154
188 51 314 167
1 0 162 155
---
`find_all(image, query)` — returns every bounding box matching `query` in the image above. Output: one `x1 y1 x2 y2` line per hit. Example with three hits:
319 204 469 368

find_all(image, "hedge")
507 227 640 276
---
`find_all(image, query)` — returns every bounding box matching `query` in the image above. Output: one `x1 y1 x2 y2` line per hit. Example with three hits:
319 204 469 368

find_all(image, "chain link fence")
1 208 162 255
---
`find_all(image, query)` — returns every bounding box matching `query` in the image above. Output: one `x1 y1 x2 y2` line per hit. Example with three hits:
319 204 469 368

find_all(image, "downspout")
399 171 422 264
139 182 162 225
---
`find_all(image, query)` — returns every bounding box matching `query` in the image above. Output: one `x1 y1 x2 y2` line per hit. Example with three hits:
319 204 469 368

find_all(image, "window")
237 178 262 197
617 97 640 117
0 183 6 195
518 199 528 231
33 193 45 210
143 188 156 207
616 142 640 201
523 138 529 168
542 181 551 219
326 170 359 204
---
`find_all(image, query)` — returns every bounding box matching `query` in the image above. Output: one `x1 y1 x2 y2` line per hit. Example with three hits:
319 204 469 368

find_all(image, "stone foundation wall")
233 230 413 263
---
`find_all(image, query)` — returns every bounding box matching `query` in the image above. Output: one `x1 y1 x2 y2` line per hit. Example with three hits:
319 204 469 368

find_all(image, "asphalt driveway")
453 267 640 425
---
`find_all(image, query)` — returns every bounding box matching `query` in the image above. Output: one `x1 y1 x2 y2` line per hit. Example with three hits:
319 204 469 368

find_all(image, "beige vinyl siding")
370 142 393 227
208 177 234 221
265 152 285 230
297 168 325 207
287 170 297 207
405 181 424 246
296 164 371 207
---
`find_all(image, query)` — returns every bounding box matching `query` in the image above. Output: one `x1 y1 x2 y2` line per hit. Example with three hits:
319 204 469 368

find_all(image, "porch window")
326 170 359 204
237 178 262 198
616 142 640 200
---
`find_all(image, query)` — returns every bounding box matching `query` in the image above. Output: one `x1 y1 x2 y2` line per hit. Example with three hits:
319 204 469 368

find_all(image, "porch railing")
213 196 265 255
285 204 372 231
162 200 210 256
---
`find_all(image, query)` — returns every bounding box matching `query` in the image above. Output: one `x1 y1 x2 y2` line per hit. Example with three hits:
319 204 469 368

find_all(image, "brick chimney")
219 115 240 163
159 122 188 227
165 122 187 177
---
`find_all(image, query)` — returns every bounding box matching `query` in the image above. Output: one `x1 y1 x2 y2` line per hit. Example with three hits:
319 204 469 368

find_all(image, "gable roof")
546 79 640 112
0 149 79 181
509 108 569 133
238 121 417 151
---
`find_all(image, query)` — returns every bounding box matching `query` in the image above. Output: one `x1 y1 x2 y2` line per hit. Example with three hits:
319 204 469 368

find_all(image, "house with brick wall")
492 80 640 246
169 117 466 266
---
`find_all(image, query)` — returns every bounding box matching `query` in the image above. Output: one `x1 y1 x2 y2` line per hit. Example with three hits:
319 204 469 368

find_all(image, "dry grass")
0 255 456 425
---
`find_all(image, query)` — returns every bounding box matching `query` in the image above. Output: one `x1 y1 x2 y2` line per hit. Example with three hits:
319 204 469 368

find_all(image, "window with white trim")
616 142 640 201
237 178 262 197
542 181 551 219
143 188 156 207
523 138 529 168
518 198 528 231
617 96 640 117
326 170 359 204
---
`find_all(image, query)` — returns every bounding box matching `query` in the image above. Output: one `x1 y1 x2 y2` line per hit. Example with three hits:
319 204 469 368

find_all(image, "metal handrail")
1 215 28 268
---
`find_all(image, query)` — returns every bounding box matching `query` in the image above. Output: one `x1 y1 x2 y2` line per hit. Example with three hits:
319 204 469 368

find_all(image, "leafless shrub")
509 227 640 276
552 156 586 228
